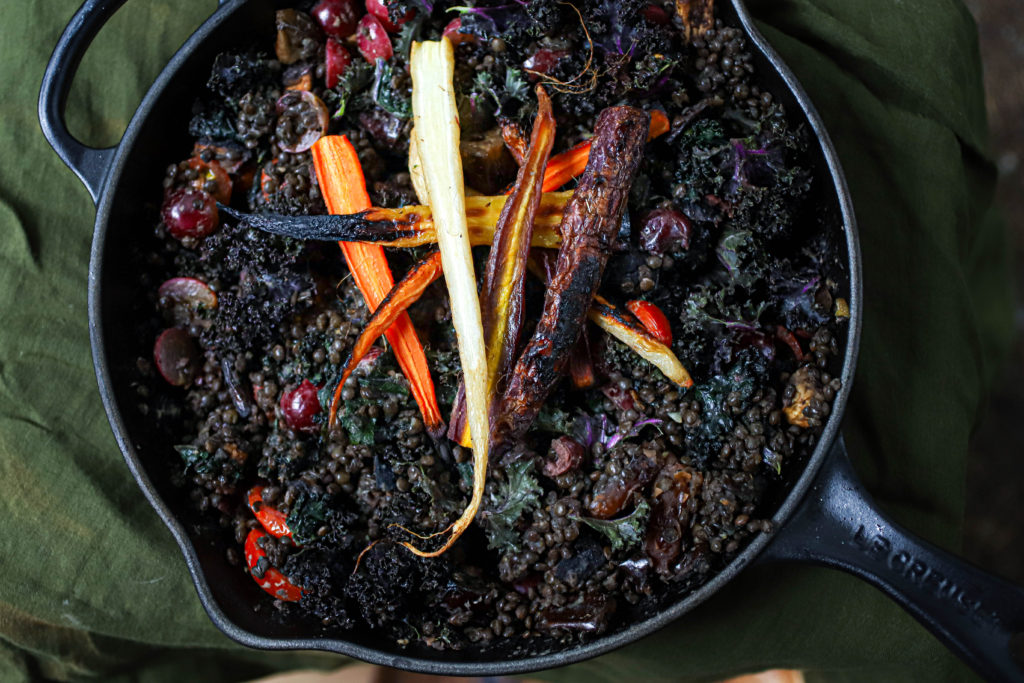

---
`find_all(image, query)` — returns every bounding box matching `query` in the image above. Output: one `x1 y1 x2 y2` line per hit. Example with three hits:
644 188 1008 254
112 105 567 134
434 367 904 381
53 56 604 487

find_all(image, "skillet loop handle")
38 0 131 205
764 437 1024 682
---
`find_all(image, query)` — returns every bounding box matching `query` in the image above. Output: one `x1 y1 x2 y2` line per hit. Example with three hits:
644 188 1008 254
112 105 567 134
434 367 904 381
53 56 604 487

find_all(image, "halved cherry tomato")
188 157 232 204
247 486 293 540
626 300 673 345
244 529 303 602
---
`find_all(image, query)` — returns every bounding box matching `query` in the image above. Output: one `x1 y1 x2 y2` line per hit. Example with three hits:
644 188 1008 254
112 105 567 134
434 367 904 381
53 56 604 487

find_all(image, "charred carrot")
329 251 444 428
590 295 693 388
526 254 692 390
776 325 805 361
569 331 596 389
452 86 556 448
311 135 444 438
540 109 670 192
219 192 570 249
500 119 528 165
403 37 489 558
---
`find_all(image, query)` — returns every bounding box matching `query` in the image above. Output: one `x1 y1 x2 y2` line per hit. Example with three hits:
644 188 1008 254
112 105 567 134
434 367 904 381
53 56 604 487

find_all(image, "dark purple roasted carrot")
494 106 650 448
450 86 557 448
525 252 693 390
328 251 444 433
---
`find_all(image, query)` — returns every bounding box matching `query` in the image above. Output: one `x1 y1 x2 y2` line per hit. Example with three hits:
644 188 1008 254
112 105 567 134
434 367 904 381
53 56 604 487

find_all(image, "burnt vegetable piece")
589 296 693 388
328 251 444 429
452 85 556 447
495 106 650 449
217 192 570 249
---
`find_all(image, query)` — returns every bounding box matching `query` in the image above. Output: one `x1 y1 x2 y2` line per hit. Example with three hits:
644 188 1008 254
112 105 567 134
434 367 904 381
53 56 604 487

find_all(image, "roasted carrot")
540 109 670 192
451 86 556 448
328 251 444 428
311 136 444 438
403 37 489 558
590 295 693 388
219 192 571 249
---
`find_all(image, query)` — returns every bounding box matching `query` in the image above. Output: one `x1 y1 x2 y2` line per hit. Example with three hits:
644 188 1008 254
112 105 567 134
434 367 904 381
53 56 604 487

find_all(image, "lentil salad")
141 0 848 654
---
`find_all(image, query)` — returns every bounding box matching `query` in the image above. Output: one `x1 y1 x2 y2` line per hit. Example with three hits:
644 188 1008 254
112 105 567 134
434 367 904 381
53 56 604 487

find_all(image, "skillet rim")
87 0 863 674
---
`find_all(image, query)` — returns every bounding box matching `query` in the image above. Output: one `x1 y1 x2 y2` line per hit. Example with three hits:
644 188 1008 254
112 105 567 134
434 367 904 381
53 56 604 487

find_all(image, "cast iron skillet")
39 0 1024 679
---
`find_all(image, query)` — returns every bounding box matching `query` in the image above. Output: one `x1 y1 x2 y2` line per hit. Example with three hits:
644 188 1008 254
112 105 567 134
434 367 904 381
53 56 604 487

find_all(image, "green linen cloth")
0 0 1010 680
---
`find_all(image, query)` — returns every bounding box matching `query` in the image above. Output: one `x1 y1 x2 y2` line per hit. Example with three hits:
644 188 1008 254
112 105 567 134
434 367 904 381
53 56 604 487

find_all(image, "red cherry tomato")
247 486 293 540
626 300 673 345
365 0 413 32
244 529 303 602
279 379 322 431
325 37 353 89
312 0 360 37
355 14 393 62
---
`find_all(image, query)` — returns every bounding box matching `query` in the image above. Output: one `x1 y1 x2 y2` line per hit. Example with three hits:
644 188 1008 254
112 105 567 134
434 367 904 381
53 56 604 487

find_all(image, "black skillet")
39 0 1024 679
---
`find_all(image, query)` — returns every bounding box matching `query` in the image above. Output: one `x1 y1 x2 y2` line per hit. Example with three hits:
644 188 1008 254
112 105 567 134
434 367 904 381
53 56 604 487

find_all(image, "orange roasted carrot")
311 136 444 437
540 109 670 192
328 251 444 428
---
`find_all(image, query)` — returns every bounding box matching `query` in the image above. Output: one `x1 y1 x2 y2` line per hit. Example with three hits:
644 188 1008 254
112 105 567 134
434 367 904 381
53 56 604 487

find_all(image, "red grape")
161 188 218 240
325 37 353 88
640 207 692 254
312 0 360 37
157 277 218 327
279 379 322 431
365 0 413 32
153 328 199 387
356 14 393 62
523 49 569 76
641 3 670 25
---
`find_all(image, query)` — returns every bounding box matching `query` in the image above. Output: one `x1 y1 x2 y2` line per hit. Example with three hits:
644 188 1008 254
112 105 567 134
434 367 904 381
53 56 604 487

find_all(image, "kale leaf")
688 349 769 462
574 499 650 552
371 59 412 118
481 460 542 551
175 445 215 474
286 490 330 545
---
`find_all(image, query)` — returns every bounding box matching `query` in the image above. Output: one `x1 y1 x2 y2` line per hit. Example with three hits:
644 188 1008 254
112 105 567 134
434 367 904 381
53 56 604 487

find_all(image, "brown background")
962 0 1024 585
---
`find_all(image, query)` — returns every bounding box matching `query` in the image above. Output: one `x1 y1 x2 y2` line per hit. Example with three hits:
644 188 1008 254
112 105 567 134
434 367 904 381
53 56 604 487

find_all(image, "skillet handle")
762 437 1024 682
38 0 131 205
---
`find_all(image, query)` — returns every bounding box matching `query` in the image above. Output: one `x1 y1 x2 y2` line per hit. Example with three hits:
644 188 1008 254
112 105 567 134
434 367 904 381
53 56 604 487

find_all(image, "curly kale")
687 349 769 463
286 489 332 545
575 499 650 552
207 50 279 100
198 220 314 355
188 100 238 142
481 460 542 551
344 542 451 628
673 116 812 239
281 518 359 628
